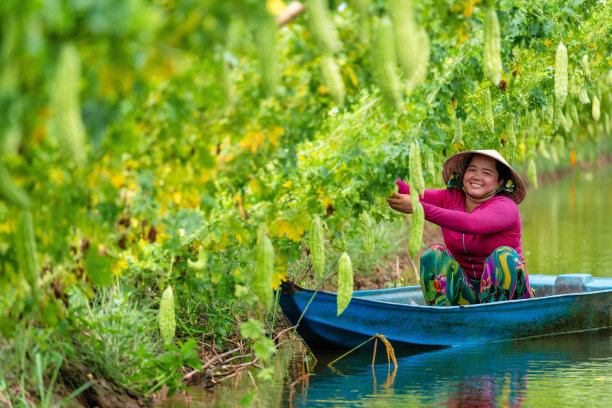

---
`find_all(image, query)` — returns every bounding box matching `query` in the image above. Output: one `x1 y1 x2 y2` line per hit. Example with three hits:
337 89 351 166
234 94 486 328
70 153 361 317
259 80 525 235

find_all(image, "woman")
387 150 534 306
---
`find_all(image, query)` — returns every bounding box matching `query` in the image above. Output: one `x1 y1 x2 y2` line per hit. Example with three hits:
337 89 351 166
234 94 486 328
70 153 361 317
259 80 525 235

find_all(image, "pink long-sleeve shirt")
397 179 523 280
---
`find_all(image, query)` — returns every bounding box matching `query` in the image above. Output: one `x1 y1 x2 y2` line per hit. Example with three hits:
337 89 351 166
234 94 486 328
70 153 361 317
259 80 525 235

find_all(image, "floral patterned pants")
419 244 534 306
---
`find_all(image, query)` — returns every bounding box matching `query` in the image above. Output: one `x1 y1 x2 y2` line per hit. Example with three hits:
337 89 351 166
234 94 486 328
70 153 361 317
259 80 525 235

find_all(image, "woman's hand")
386 192 413 214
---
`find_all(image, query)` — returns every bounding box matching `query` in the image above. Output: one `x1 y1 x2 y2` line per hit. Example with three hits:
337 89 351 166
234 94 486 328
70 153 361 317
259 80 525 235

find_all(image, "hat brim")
442 150 526 204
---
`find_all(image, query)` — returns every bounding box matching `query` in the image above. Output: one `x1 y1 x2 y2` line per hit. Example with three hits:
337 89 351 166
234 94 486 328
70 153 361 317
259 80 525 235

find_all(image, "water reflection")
291 329 611 407
521 166 612 278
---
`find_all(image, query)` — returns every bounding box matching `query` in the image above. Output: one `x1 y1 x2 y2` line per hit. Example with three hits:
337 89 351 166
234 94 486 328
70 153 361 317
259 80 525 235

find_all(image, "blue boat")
278 274 612 350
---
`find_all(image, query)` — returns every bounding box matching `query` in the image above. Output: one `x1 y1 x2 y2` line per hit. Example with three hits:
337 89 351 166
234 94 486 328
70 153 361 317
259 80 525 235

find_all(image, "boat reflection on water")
288 329 611 407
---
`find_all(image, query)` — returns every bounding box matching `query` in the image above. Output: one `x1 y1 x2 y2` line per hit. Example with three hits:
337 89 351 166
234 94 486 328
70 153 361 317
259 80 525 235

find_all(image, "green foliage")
0 0 611 402
239 318 276 362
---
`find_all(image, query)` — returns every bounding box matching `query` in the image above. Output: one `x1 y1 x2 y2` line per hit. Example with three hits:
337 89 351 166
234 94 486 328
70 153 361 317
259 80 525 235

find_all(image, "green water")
159 166 612 407
521 166 612 278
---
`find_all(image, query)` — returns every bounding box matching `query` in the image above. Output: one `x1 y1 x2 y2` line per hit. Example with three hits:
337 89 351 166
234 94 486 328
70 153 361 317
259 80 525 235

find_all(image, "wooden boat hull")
278 274 612 350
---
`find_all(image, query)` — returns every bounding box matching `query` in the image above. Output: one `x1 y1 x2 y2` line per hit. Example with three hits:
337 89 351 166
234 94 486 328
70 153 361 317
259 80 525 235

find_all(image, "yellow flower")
110 172 126 189
272 269 287 290
0 220 15 234
273 218 305 242
345 66 359 87
118 258 128 269
266 0 285 16
173 191 182 204
240 131 265 153
112 258 129 276
49 168 65 186
322 196 333 209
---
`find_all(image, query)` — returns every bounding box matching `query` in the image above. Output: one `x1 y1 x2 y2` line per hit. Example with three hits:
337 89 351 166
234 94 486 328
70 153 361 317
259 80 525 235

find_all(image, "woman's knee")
486 246 519 263
422 243 448 258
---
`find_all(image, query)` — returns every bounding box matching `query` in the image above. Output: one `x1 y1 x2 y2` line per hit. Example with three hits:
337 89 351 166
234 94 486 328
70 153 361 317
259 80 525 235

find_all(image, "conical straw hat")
442 149 526 204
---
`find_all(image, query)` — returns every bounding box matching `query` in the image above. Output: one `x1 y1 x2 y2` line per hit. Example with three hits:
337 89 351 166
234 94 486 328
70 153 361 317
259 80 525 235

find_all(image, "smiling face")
462 154 504 200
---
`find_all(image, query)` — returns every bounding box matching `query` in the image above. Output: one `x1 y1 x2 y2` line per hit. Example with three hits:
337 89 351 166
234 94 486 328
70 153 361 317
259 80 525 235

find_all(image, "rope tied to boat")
327 333 398 372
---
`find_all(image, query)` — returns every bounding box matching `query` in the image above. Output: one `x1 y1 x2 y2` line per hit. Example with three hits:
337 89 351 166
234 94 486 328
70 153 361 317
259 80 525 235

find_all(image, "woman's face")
462 155 503 199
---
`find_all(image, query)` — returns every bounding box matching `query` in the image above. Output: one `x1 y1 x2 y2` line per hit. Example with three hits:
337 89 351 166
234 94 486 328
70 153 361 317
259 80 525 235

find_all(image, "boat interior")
351 274 612 306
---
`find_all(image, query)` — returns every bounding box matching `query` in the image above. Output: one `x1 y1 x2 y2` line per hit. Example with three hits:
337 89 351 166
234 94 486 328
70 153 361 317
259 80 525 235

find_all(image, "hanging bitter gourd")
424 149 437 185
554 42 568 107
407 28 430 91
537 140 550 160
408 140 425 258
579 87 590 104
581 54 591 81
451 112 463 145
359 211 374 254
188 246 208 272
306 0 342 54
320 54 345 108
0 163 30 209
158 286 176 345
388 0 417 79
409 141 425 197
483 8 502 87
309 215 326 281
256 13 279 96
372 16 403 111
544 94 554 125
559 105 571 133
592 96 600 122
504 115 517 162
388 0 430 90
569 98 580 125
16 210 39 292
528 159 538 189
552 98 561 130
337 252 353 316
254 230 274 310
50 43 86 165
409 201 424 259
484 88 495 133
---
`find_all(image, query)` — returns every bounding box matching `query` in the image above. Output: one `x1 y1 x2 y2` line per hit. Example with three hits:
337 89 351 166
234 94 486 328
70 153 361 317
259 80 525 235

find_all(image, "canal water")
160 165 612 407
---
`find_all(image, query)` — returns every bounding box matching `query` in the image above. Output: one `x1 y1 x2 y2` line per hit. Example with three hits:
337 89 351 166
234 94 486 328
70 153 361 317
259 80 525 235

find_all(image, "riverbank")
3 154 611 408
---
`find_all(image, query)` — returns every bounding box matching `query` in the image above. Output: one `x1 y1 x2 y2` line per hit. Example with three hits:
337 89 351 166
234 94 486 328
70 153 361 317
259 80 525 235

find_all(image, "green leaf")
239 318 265 339
85 248 112 286
252 337 275 362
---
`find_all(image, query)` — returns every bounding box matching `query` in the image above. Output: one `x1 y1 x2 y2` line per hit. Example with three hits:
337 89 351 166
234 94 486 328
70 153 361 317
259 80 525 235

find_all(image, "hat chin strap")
462 186 498 200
